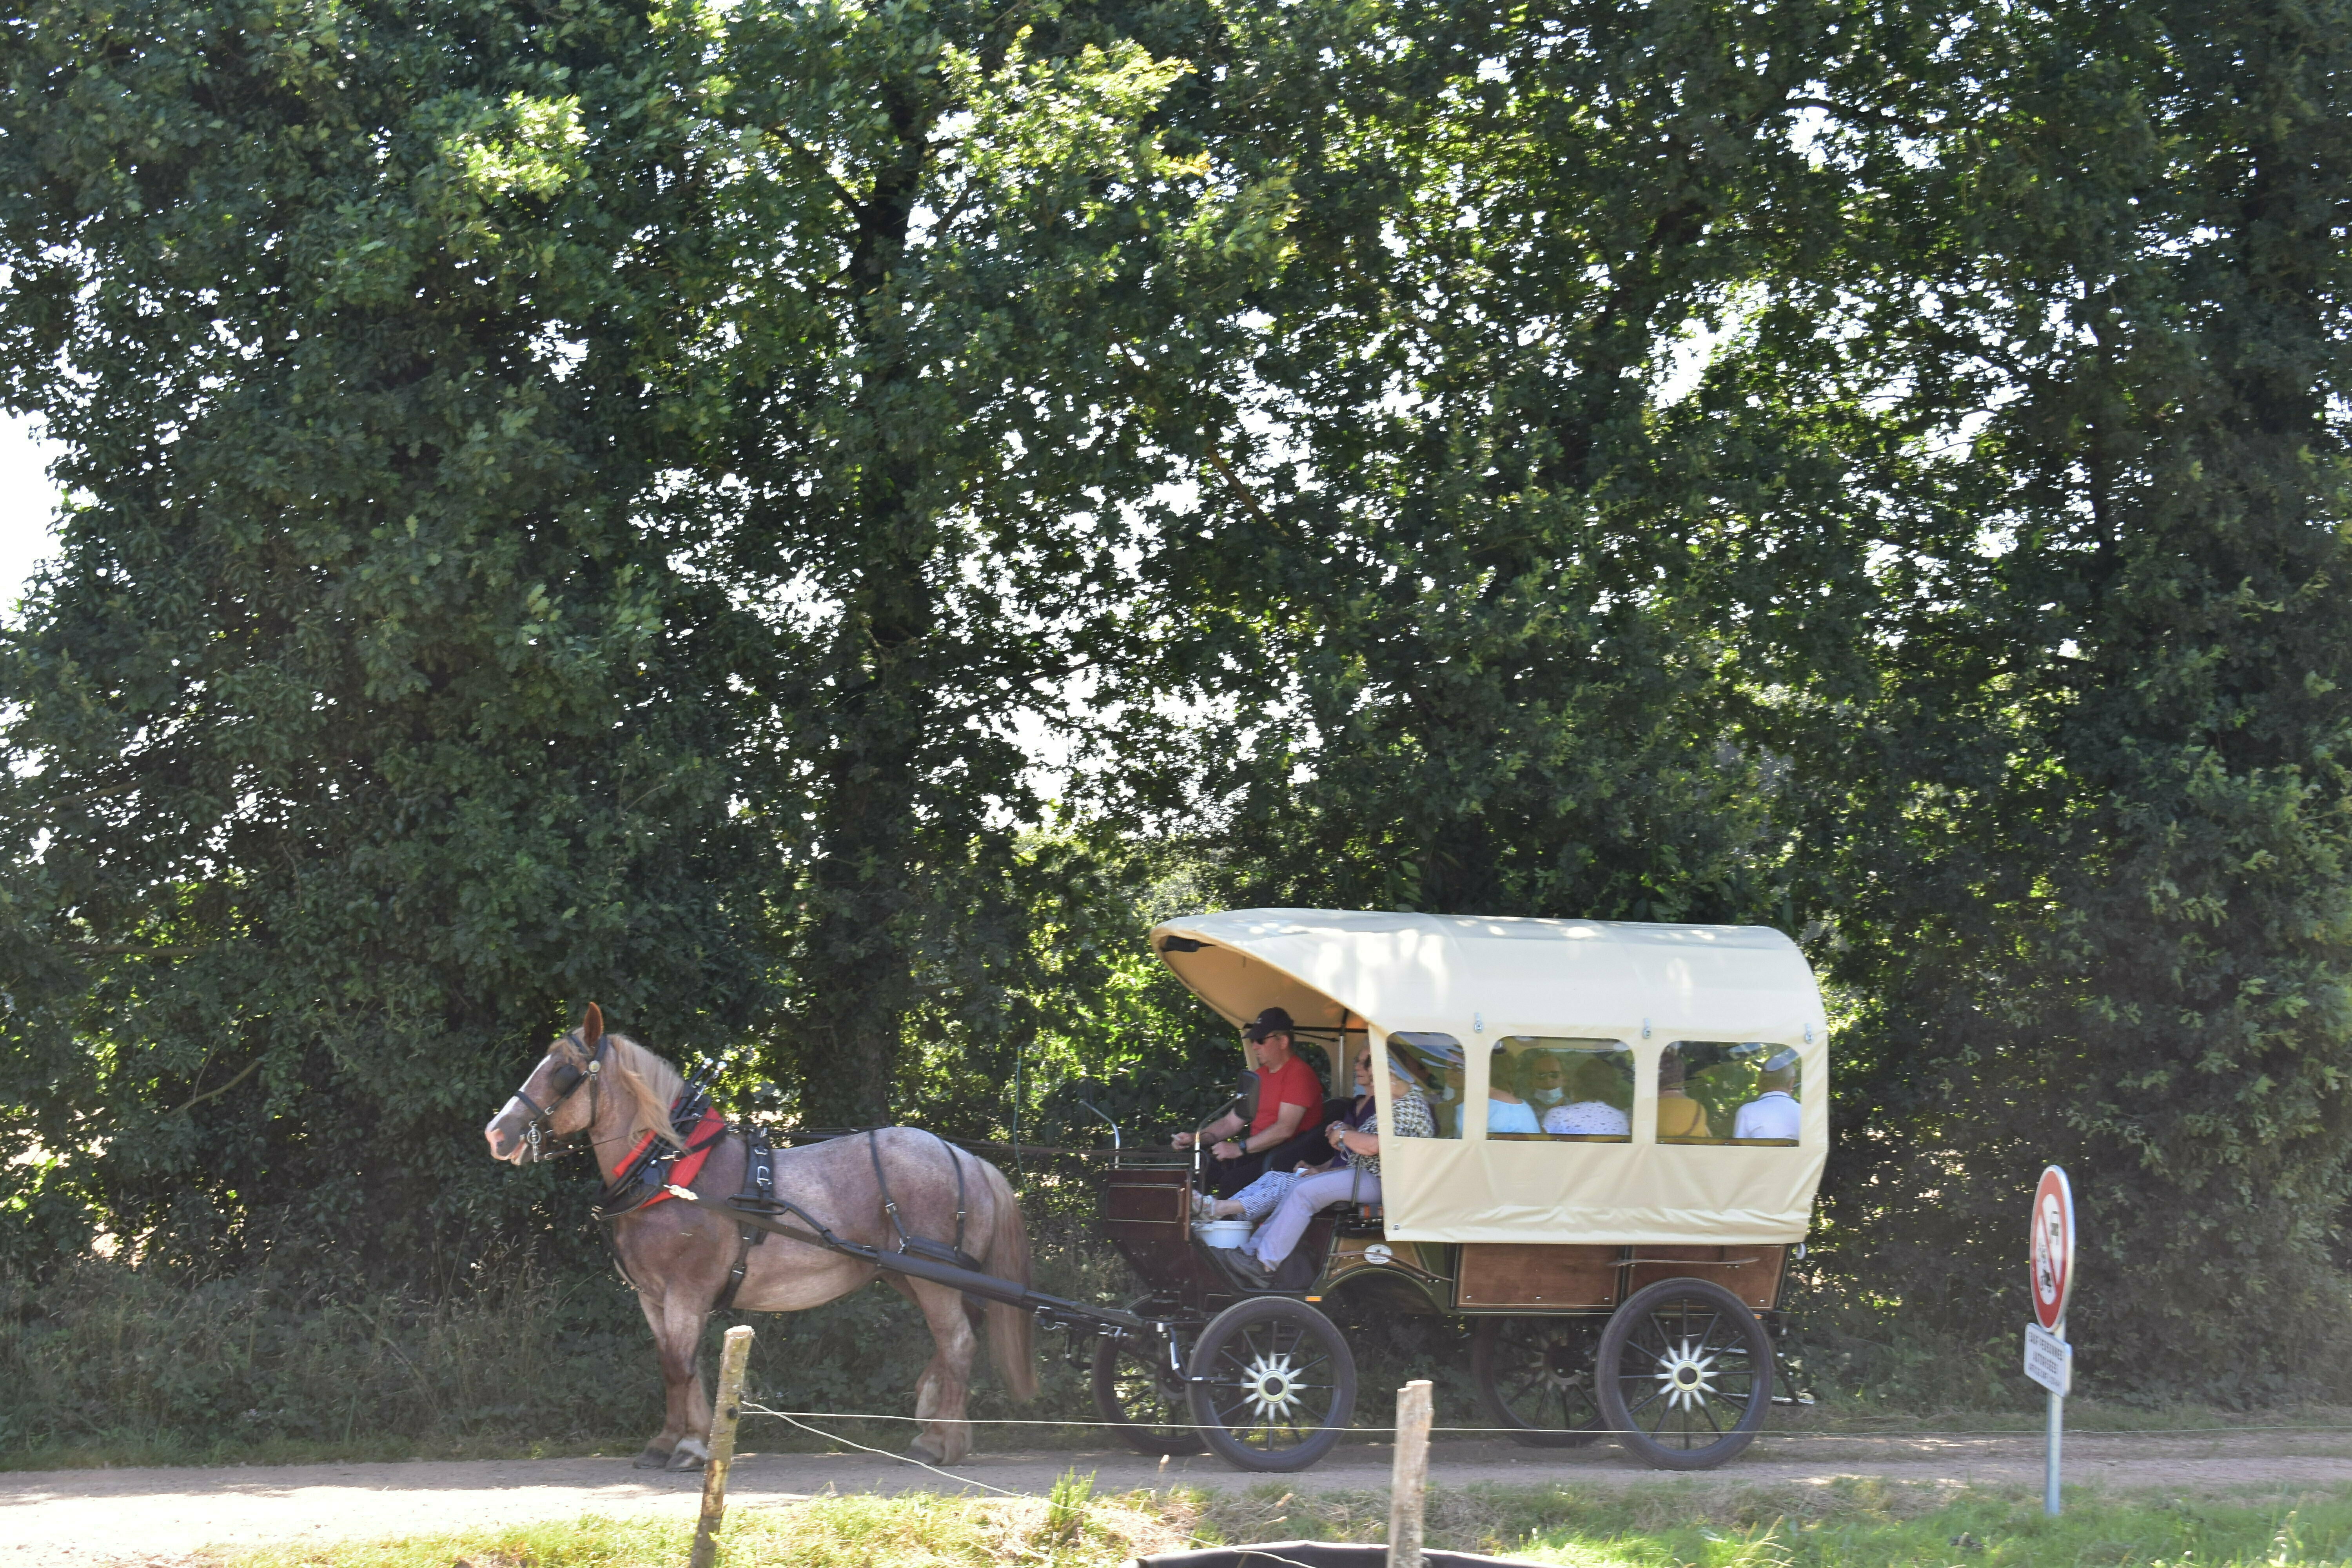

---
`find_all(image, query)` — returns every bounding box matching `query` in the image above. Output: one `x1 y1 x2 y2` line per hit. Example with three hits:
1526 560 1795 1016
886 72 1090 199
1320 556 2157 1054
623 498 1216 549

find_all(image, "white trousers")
1248 1167 1379 1268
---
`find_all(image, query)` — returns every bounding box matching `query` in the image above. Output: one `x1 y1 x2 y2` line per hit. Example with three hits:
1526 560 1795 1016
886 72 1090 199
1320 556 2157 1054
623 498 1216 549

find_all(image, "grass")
212 1479 2352 1568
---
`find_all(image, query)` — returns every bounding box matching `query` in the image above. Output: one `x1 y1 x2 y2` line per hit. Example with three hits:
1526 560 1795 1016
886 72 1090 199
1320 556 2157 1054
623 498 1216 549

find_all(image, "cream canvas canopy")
1148 909 1829 1247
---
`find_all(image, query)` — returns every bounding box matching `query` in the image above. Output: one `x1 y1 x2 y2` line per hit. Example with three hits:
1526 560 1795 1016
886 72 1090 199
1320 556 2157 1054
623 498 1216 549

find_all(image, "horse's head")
484 1004 609 1163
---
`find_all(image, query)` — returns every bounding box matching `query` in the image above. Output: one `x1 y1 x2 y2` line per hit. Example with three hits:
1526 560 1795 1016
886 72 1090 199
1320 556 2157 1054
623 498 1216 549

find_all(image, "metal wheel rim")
1200 1318 1342 1453
1610 1299 1763 1451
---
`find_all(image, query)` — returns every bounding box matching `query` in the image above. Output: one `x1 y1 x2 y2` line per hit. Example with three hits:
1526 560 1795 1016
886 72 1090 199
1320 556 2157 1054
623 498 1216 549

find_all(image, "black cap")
1243 1007 1296 1042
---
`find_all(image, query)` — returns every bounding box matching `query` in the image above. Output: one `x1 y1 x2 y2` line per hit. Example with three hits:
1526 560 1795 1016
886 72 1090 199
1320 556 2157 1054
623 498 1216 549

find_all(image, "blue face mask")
1528 1086 1567 1107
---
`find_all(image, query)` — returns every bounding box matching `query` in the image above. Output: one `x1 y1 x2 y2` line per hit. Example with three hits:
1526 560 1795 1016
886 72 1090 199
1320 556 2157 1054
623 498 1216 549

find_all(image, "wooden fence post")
1388 1378 1434 1568
689 1324 756 1568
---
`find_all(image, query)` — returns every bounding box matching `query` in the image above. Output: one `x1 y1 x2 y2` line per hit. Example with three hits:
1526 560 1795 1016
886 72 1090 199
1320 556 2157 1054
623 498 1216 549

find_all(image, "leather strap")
713 1125 773 1314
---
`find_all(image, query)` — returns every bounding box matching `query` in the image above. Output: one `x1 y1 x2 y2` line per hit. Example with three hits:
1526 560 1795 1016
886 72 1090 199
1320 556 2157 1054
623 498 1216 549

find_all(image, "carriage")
488 907 1826 1477
1085 909 1829 1473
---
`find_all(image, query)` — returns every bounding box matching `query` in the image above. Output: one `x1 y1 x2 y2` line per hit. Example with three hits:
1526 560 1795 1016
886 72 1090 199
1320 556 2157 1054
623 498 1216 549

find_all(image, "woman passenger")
1540 1054 1631 1137
1655 1044 1710 1139
1486 1044 1541 1134
1226 1051 1433 1289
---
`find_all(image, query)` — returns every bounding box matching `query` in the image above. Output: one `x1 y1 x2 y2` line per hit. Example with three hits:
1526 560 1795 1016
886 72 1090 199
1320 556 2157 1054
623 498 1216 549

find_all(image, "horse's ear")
581 1003 605 1045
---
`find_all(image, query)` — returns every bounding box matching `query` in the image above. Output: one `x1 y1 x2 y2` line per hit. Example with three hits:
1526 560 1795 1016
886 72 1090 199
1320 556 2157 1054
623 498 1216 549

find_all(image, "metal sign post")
2025 1165 2075 1516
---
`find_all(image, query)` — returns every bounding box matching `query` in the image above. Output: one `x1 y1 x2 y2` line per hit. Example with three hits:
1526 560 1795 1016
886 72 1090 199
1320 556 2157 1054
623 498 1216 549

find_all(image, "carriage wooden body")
1084 909 1829 1473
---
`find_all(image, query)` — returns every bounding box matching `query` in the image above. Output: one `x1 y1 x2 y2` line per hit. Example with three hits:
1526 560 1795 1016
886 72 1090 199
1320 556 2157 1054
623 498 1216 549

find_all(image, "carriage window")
1382 1032 1465 1139
1661 1041 1802 1145
1494 1036 1633 1142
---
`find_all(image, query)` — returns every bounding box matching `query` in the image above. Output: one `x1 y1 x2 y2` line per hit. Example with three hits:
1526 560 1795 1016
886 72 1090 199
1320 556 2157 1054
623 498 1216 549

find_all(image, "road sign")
2030 1165 2074 1331
2024 1320 2073 1396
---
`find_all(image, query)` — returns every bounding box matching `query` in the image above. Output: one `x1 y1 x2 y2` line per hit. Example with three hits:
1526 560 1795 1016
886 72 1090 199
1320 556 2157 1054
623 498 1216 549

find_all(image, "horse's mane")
600 1033 687 1149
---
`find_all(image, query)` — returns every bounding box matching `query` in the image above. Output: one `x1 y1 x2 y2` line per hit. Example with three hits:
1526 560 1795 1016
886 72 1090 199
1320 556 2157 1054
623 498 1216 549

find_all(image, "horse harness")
595 1104 974 1312
867 1127 982 1274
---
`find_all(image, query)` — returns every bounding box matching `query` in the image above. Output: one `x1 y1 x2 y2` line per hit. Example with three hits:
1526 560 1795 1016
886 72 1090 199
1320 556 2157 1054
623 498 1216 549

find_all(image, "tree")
1771 0 2352 1392
0 0 775 1269
1102 0 1867 926
670 0 1289 1125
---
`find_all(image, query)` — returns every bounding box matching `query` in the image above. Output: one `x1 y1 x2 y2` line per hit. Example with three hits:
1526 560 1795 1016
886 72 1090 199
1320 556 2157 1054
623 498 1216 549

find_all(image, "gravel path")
7 1430 2350 1564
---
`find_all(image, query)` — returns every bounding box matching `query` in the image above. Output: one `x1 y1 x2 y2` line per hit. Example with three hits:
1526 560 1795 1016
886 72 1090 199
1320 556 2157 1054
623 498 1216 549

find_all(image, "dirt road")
7 1429 2349 1564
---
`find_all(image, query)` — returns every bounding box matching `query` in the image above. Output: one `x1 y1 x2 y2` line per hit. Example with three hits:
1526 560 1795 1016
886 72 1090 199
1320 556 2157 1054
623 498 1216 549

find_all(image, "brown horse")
482 1005 1037 1469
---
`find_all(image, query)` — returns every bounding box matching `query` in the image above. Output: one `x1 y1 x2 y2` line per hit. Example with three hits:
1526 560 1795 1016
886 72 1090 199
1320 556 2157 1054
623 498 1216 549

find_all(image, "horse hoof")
667 1437 710 1472
906 1439 944 1465
633 1446 673 1470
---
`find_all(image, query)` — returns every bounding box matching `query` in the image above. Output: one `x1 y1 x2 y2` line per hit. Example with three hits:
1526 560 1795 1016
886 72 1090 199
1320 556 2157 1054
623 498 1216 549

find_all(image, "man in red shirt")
1175 1007 1325 1196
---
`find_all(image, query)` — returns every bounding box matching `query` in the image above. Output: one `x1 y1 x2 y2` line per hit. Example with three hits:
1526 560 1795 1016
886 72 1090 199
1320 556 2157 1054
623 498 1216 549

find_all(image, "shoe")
1190 1190 1216 1221
1227 1250 1277 1290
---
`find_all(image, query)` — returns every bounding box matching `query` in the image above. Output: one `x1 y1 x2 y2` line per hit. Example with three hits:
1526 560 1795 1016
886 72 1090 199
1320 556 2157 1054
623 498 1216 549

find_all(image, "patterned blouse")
1356 1091 1434 1176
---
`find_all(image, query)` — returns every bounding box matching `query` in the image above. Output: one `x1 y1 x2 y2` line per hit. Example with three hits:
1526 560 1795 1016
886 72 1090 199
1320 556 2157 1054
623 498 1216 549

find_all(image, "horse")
482 1004 1037 1469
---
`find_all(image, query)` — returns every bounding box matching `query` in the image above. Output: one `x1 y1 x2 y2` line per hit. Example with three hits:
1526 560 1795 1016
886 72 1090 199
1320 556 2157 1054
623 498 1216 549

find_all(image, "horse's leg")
621 1288 701 1476
631 1287 718 1471
633 1288 689 1469
904 1279 979 1465
659 1293 718 1472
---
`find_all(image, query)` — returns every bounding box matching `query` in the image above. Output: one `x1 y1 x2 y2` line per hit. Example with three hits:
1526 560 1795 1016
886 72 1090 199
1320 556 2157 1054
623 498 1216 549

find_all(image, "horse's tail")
979 1159 1039 1401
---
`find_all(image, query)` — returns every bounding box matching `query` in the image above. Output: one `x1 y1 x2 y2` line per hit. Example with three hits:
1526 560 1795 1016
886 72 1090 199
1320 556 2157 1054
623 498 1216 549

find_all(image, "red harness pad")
611 1107 730 1205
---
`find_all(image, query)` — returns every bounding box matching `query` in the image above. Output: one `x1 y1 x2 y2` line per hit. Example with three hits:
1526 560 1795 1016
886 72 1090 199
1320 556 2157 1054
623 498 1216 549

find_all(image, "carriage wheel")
1470 1316 1603 1447
1184 1295 1357 1472
1091 1324 1207 1455
1596 1277 1775 1470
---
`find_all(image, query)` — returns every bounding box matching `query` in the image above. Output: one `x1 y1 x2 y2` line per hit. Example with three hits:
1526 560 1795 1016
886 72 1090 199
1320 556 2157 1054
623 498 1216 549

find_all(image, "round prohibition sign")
2029 1165 2075 1331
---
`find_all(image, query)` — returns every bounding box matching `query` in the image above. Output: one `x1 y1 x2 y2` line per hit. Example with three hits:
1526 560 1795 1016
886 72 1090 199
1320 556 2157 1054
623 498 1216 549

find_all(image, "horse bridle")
511 1028 607 1163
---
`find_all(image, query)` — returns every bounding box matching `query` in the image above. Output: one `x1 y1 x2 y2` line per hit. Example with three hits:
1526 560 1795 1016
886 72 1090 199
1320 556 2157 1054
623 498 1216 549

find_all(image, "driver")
1174 1007 1323 1197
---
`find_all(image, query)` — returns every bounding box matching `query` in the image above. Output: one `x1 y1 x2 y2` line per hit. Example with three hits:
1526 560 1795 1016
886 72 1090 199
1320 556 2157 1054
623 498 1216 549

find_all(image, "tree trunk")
794 89 934 1129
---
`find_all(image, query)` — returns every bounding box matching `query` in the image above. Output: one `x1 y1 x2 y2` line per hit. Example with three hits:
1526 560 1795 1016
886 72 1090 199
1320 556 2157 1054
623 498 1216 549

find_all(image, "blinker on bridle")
511 1027 606 1162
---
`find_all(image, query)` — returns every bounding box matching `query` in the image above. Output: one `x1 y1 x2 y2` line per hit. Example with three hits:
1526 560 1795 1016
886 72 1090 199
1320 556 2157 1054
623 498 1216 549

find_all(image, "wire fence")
733 1402 2352 1440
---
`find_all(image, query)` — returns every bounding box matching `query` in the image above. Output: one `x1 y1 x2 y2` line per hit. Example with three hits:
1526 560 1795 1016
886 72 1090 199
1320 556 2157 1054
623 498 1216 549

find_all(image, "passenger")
1197 1043 1380 1222
1485 1044 1541 1134
1732 1049 1802 1141
1539 1054 1631 1137
1173 1007 1324 1196
1227 1051 1433 1288
1199 1165 1300 1225
1517 1049 1570 1112
1655 1044 1710 1139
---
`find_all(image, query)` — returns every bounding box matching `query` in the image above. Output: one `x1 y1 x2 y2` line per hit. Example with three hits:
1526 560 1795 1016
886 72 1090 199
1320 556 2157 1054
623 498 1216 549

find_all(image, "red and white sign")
2029 1165 2074 1332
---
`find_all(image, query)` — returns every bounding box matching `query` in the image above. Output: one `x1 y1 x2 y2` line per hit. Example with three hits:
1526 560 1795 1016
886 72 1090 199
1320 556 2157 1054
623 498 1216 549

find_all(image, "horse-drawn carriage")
1089 909 1828 1473
486 907 1826 1476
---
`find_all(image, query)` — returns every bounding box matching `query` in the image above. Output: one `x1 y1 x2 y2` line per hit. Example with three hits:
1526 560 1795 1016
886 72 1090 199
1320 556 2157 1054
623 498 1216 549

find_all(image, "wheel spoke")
1624 1383 1668 1418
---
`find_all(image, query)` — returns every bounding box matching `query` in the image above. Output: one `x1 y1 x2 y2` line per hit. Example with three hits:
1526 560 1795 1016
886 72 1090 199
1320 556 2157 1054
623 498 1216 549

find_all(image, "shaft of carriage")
659 1184 1151 1336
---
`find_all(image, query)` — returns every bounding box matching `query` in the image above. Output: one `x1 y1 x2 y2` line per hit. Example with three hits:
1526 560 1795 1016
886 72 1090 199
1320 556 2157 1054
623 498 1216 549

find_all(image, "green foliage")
0 0 781 1270
0 1210 1130 1460
659 0 1290 1127
1764 0 2352 1397
3 0 2352 1410
1102 0 1851 924
0 1254 661 1456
